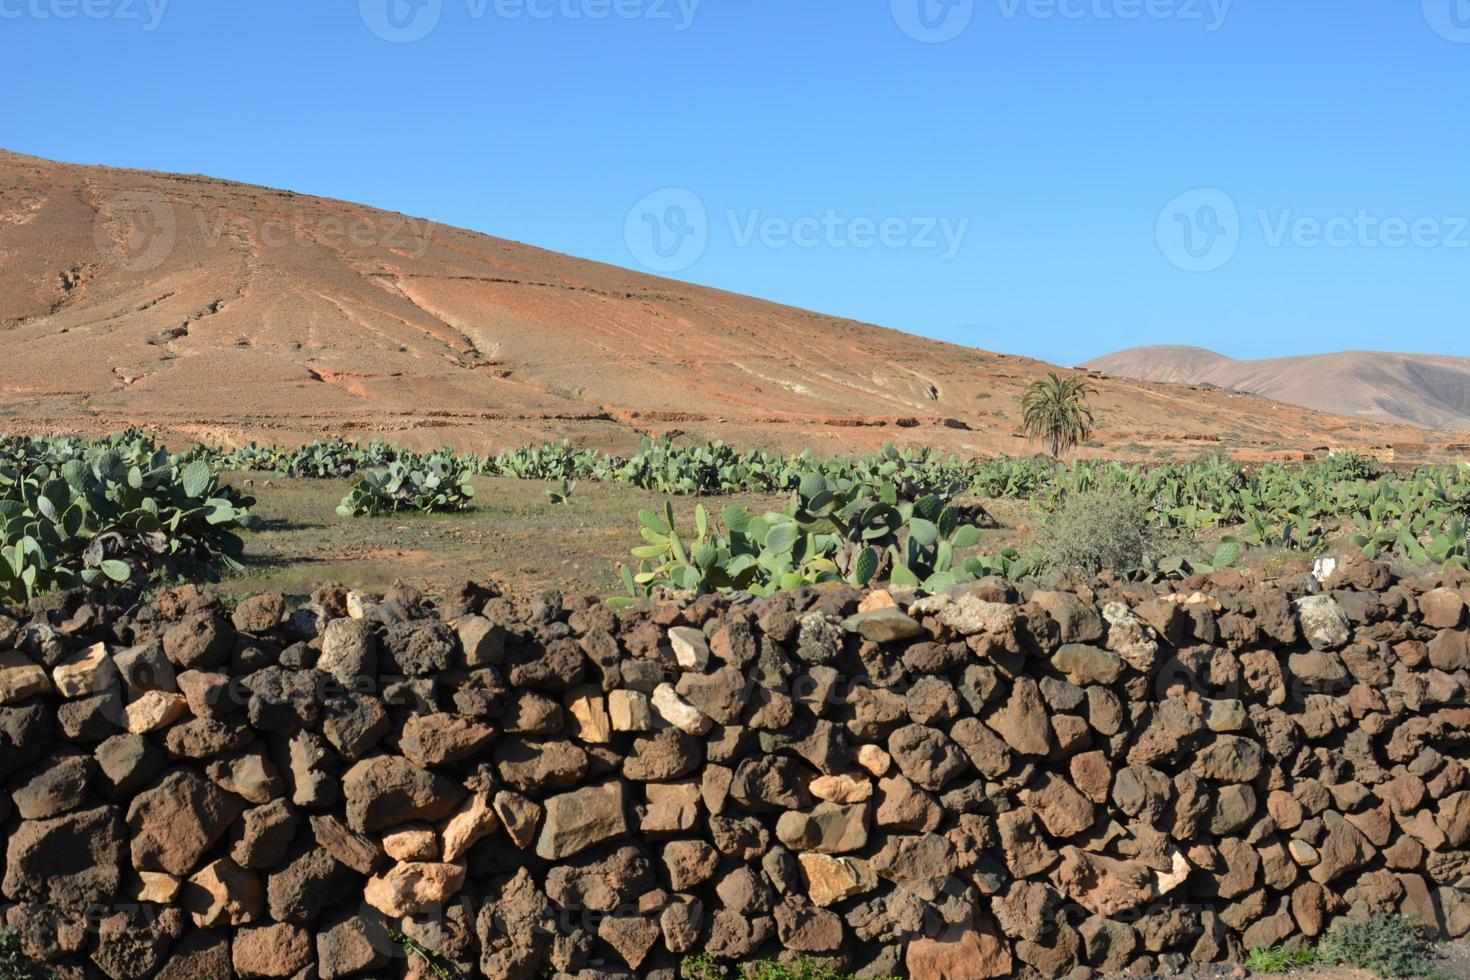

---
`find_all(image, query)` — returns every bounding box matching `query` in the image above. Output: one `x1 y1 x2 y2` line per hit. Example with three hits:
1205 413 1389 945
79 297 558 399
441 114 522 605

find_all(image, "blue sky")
2 0 1466 366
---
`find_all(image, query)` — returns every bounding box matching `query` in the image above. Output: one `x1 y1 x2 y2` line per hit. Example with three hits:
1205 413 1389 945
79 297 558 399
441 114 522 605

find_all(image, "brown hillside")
1086 345 1470 432
0 150 1454 459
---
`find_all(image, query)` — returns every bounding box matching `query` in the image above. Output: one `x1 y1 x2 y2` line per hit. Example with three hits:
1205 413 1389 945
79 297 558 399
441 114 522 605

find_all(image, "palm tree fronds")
1021 372 1095 458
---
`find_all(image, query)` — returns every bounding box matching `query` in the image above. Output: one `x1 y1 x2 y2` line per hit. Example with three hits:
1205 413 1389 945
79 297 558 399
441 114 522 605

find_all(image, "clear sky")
2 0 1466 366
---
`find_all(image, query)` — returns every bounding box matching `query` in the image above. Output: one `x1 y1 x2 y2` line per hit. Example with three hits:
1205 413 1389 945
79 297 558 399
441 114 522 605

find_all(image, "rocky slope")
0 150 1452 459
1085 346 1470 431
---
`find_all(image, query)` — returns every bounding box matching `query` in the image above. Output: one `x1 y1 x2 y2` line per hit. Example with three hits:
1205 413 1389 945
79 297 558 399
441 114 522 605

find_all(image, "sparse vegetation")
5 431 1470 601
1316 916 1447 978
1021 372 1095 458
682 952 894 980
214 438 1470 595
335 452 478 517
1244 916 1454 979
1037 487 1162 575
1246 944 1319 974
388 930 454 978
546 477 578 505
0 929 49 980
613 471 1017 603
209 435 1470 577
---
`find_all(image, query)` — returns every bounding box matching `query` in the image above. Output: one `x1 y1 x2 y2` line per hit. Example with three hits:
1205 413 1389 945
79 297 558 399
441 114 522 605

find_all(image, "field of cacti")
4 431 1469 602
0 433 258 602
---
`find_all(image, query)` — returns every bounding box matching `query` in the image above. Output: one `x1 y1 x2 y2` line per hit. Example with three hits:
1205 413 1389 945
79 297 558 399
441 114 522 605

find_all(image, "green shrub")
488 440 606 482
1038 488 1162 576
1319 449 1384 481
337 453 477 517
273 438 398 478
0 928 49 980
1246 944 1318 974
388 930 452 978
546 478 577 505
614 472 1033 603
682 952 894 980
0 433 257 600
1316 915 1444 978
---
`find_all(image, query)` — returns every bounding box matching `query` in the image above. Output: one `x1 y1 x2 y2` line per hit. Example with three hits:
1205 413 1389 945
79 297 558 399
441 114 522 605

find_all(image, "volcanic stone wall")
1 558 1469 979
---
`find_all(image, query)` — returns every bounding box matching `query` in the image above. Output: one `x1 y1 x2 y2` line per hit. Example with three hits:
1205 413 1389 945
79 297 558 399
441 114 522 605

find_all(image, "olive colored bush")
1039 487 1162 575
1316 916 1446 979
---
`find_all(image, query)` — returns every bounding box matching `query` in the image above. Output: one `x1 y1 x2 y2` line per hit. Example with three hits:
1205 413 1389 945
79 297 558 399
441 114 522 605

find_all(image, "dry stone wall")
1 556 1469 979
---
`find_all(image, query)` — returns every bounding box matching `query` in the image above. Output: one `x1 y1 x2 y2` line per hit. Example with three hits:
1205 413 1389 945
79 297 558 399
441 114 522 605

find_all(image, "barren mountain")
0 150 1455 459
1085 346 1470 431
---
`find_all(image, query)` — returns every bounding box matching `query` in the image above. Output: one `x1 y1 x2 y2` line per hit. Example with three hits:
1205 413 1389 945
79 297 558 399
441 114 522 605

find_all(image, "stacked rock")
0 556 1467 978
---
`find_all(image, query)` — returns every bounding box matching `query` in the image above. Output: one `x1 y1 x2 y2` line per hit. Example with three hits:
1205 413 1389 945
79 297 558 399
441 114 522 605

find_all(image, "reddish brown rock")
598 914 662 969
998 808 1058 877
1437 790 1470 847
1070 750 1113 804
341 756 465 833
232 922 312 978
906 917 1014 979
1020 772 1096 838
535 781 630 860
984 677 1055 756
127 769 247 876
2 806 124 906
400 714 497 769
1310 812 1377 885
773 896 843 952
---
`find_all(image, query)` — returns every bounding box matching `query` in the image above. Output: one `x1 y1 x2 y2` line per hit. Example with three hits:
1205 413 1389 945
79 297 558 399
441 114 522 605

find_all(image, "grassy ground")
218 472 792 600
218 469 1357 604
216 474 1038 602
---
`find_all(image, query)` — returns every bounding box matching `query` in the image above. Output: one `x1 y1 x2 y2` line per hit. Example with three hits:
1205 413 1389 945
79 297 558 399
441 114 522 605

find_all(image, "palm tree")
1021 373 1095 458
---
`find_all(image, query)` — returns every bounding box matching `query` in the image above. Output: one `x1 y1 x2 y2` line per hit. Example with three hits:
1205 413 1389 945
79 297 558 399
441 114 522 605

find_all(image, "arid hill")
0 150 1456 459
1086 346 1470 432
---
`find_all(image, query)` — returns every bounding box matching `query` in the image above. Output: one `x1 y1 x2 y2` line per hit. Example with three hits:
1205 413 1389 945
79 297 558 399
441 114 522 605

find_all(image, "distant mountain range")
1084 347 1470 431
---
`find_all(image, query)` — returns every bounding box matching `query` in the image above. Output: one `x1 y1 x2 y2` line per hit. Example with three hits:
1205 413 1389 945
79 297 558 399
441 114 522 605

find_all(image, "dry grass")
219 472 790 600
217 473 1040 602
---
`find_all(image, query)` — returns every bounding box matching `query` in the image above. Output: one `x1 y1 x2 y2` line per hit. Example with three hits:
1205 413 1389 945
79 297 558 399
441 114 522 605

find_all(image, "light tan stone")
857 590 898 613
668 627 710 671
857 744 892 777
52 642 118 698
810 774 873 804
567 689 613 743
609 689 654 732
185 858 262 927
1288 839 1320 867
651 683 712 735
126 690 189 733
798 853 877 906
641 782 702 833
441 793 499 862
493 791 542 849
364 862 468 916
137 871 182 904
0 651 50 704
456 615 502 666
382 823 439 862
